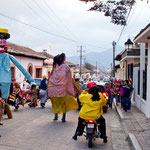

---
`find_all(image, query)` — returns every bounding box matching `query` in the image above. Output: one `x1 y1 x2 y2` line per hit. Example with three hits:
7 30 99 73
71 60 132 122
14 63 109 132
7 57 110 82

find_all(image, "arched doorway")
27 63 33 77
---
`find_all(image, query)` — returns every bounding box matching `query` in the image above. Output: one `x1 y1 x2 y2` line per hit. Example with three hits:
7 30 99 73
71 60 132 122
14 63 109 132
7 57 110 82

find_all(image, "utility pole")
77 46 85 79
112 41 116 77
96 61 97 77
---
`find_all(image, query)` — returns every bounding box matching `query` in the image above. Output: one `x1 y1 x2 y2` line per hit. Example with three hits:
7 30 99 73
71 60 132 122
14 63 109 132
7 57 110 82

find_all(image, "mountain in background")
66 45 124 69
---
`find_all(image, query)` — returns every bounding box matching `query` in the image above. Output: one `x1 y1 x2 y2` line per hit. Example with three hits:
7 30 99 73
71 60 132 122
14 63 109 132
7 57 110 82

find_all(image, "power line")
32 0 70 37
0 19 41 46
0 12 109 50
33 0 57 25
120 3 137 39
0 13 80 43
33 0 109 49
22 0 56 30
126 3 137 25
42 0 78 39
126 3 147 37
116 6 133 44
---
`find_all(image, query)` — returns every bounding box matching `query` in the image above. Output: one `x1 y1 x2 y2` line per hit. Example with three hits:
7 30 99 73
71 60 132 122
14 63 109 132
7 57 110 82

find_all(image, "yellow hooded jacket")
79 91 107 120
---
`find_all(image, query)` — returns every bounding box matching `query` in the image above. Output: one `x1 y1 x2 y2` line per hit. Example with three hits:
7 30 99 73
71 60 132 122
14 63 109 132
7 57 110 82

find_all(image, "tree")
84 62 94 74
79 0 148 25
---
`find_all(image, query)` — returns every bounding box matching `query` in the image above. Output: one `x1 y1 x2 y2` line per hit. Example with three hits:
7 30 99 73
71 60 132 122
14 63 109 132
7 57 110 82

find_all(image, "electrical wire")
116 6 133 45
32 0 71 38
22 0 56 30
0 12 109 50
0 20 38 46
42 0 78 39
126 3 137 25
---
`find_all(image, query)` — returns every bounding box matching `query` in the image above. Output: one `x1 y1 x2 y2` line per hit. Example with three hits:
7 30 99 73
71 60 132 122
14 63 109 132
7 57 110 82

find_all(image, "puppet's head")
0 28 10 53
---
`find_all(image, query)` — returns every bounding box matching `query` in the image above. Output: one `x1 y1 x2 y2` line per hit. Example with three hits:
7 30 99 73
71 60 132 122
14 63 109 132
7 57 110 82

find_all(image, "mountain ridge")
66 46 123 69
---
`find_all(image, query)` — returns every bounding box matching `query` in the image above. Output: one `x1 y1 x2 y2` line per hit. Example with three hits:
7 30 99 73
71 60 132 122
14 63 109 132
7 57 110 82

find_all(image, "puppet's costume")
47 63 78 121
9 85 25 110
23 86 38 107
0 28 34 118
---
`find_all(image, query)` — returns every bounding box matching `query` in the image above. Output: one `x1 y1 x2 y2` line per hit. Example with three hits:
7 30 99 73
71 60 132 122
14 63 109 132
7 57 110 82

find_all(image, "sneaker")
62 119 66 122
100 135 108 143
103 136 107 143
53 118 58 121
42 103 45 108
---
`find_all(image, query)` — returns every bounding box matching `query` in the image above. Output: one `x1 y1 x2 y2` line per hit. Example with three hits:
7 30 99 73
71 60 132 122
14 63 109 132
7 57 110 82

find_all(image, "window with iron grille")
138 70 140 95
143 64 147 100
128 63 133 80
36 68 42 78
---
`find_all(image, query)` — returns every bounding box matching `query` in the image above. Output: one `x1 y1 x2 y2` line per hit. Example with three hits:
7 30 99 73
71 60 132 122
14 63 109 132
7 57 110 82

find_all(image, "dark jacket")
40 79 47 90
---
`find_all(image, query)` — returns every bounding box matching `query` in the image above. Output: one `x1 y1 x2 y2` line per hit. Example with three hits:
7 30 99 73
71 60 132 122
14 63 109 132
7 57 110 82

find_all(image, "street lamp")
125 39 133 51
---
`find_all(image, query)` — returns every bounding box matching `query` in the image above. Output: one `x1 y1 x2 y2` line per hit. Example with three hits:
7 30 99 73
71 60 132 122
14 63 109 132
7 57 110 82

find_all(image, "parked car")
103 77 110 83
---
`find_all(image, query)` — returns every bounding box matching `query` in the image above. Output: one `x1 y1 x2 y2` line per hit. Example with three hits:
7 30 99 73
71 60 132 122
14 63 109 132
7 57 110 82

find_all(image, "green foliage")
84 62 94 73
80 0 137 25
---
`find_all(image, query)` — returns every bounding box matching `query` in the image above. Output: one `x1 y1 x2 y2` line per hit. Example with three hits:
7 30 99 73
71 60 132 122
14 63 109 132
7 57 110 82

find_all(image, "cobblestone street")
0 101 131 150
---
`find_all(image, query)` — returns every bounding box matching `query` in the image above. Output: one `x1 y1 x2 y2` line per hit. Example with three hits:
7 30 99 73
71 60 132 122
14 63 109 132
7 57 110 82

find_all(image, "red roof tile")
7 42 46 59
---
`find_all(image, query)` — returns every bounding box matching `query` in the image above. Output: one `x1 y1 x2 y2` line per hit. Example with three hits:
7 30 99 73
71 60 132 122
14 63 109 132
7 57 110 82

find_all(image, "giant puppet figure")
0 28 34 119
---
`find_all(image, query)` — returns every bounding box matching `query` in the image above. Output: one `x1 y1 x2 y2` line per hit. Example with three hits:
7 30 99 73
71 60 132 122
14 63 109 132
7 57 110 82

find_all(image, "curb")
113 98 125 120
128 133 142 150
113 99 142 150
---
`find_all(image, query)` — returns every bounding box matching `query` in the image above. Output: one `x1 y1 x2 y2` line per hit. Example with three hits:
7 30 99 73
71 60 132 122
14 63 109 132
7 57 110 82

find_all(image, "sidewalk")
114 102 150 150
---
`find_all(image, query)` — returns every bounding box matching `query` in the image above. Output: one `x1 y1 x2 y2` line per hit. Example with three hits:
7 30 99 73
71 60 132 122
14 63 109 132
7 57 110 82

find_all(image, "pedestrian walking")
39 76 47 108
119 80 124 107
110 84 115 108
122 80 133 112
74 78 82 110
47 53 78 122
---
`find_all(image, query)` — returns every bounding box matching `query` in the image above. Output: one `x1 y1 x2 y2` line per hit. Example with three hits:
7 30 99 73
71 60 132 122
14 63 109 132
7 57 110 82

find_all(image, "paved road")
0 100 131 150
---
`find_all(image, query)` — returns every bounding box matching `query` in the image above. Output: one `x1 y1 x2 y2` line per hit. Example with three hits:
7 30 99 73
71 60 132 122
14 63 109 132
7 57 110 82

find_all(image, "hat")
0 28 10 39
87 81 96 90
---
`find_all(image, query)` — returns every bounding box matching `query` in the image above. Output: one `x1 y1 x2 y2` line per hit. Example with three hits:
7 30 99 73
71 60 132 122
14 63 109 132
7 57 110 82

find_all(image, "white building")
115 64 120 80
8 42 46 84
72 65 91 80
133 23 150 118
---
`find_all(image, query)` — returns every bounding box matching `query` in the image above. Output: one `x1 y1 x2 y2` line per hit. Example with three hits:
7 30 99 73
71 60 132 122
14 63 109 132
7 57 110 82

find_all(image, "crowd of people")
0 52 133 142
104 78 133 112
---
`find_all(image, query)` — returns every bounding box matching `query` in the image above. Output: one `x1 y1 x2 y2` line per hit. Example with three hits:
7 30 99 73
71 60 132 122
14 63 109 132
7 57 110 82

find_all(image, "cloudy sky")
0 0 150 57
